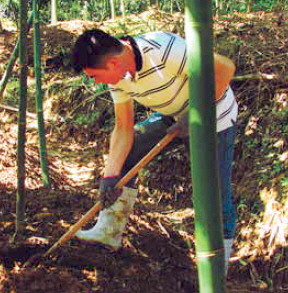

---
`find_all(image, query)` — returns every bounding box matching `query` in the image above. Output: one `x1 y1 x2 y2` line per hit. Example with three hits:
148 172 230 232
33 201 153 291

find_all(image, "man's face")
84 58 124 85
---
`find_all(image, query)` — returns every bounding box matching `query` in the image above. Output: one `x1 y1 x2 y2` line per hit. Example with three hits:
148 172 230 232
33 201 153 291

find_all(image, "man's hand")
167 112 189 137
99 177 123 209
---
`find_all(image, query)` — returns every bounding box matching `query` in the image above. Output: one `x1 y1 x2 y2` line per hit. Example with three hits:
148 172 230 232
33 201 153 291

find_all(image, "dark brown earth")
1 10 288 293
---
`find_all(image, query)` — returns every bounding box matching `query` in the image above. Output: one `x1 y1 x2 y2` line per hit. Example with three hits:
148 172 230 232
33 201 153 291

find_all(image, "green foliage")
1 0 287 25
74 111 101 124
3 79 20 105
212 0 288 13
0 0 50 26
0 0 20 25
3 78 37 112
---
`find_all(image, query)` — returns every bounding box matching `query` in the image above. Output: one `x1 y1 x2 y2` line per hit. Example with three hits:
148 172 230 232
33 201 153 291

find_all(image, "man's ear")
106 57 121 70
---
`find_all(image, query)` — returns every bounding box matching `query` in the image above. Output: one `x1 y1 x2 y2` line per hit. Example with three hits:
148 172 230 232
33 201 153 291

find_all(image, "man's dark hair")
72 29 124 73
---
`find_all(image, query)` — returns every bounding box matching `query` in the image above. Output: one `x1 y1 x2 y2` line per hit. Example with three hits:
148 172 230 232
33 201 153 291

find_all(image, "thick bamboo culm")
185 0 226 292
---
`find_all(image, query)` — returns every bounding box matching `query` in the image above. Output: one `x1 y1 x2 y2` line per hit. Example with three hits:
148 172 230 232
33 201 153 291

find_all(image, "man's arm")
104 99 135 177
214 53 236 100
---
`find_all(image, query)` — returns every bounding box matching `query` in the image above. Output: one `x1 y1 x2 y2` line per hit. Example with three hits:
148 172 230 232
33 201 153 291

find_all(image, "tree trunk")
215 0 220 18
150 0 159 9
51 0 57 24
120 0 125 18
104 0 109 19
247 0 253 12
109 0 116 20
221 0 226 11
185 0 226 292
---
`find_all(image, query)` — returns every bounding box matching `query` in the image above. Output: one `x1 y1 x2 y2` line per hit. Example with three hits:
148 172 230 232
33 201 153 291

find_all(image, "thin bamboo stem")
0 13 33 99
15 0 29 237
33 0 51 187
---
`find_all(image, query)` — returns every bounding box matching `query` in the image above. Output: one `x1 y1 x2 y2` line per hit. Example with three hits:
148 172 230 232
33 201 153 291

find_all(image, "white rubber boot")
224 238 233 275
75 187 137 250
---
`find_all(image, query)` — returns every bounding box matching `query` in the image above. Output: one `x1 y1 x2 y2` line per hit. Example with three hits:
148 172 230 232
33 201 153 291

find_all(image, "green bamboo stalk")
33 0 51 187
184 0 226 292
15 0 28 237
0 13 33 99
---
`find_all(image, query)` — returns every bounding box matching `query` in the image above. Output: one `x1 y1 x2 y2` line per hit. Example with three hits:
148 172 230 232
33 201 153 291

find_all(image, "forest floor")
1 9 288 293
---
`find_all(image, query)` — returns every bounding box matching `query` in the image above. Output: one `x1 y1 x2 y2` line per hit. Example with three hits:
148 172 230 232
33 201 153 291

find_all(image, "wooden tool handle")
44 130 179 257
116 130 179 188
44 202 101 257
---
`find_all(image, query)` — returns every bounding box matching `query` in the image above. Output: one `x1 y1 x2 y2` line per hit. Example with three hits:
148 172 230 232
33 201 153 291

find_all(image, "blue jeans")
217 125 237 239
120 113 237 239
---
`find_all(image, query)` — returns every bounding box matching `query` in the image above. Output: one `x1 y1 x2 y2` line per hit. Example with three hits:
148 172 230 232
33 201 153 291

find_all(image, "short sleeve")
109 87 131 104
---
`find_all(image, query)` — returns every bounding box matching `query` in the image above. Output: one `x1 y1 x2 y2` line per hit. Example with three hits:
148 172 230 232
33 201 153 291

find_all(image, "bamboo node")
196 247 225 258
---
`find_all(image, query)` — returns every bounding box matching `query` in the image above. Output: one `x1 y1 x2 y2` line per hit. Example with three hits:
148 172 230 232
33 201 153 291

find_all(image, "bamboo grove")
0 0 287 27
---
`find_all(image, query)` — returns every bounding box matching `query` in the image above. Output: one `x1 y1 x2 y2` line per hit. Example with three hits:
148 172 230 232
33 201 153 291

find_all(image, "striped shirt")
109 31 238 132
